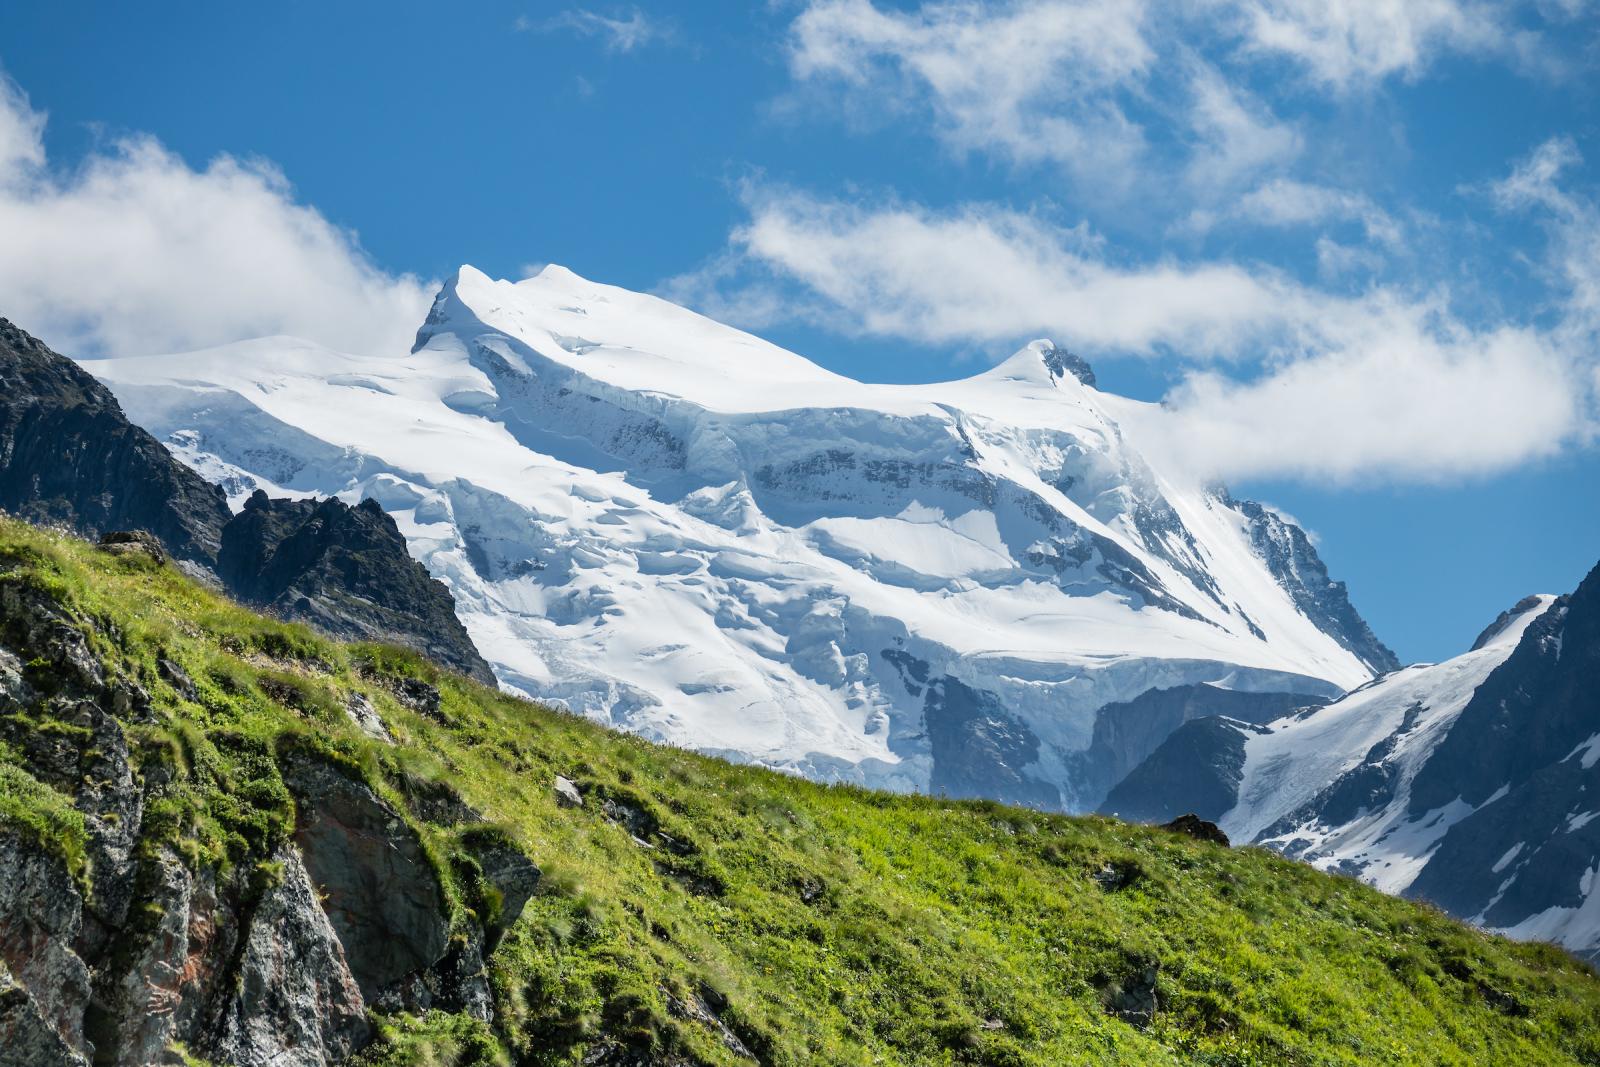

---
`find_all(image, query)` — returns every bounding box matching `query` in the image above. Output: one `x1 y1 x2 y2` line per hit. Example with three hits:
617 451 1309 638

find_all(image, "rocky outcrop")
0 559 535 1065
1222 491 1400 676
0 317 495 684
0 318 233 566
0 834 91 1065
219 491 494 684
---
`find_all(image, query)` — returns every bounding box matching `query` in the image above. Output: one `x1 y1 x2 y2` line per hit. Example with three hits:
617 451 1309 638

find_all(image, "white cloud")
1140 313 1579 484
786 0 1154 186
1226 0 1507 90
1192 178 1404 248
1492 137 1600 330
673 184 1593 483
519 7 676 53
0 75 431 359
1182 62 1303 194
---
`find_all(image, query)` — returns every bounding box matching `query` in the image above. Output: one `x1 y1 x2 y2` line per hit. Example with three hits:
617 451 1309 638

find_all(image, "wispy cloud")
0 74 430 358
786 0 1155 189
517 6 677 53
668 174 1596 484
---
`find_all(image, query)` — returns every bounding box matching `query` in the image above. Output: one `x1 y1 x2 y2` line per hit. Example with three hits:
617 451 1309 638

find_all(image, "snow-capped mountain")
84 264 1395 809
1105 560 1600 959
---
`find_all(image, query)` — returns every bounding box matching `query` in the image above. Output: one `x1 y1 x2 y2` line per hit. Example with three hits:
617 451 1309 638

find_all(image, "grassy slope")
2 515 1599 1067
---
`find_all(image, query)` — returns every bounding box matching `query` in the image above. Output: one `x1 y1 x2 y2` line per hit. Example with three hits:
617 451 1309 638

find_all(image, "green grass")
2 513 1599 1066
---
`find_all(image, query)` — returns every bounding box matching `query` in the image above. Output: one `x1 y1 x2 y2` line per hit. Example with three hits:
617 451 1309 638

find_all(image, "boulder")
95 531 167 567
1159 813 1230 848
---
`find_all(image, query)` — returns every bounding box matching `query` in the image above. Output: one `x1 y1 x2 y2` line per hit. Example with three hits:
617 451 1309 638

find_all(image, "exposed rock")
667 989 755 1060
220 491 495 685
392 676 445 720
1102 960 1160 1028
1038 341 1096 387
474 841 542 948
209 848 369 1067
0 581 104 692
1071 683 1324 809
1159 814 1230 847
280 755 450 1000
0 964 87 1067
343 691 393 744
1221 491 1400 676
88 848 195 1067
555 774 585 808
95 530 167 567
156 657 196 702
0 833 91 1061
0 318 233 566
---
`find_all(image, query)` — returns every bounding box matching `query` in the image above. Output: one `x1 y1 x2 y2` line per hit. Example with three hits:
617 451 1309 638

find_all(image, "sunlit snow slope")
86 264 1395 810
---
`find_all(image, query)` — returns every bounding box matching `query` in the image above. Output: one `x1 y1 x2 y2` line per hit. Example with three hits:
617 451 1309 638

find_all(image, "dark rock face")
1221 491 1400 676
882 651 1061 809
211 848 370 1067
1100 717 1264 824
1410 565 1598 814
0 318 233 565
0 318 494 684
1071 683 1323 809
1039 342 1096 387
1160 814 1230 847
220 490 494 683
280 755 452 1000
1398 563 1600 941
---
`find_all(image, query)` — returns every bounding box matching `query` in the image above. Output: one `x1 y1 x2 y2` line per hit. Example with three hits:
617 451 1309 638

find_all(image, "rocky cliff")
0 318 491 684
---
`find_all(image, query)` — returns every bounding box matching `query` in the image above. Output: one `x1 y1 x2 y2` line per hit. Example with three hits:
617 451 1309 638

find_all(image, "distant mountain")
0 318 490 682
1105 563 1600 960
87 264 1396 809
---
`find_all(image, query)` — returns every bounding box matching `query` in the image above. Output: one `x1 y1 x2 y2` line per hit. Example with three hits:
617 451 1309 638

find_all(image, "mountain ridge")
88 263 1396 811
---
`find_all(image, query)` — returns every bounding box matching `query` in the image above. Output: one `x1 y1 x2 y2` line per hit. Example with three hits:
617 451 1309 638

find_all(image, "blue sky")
0 0 1596 662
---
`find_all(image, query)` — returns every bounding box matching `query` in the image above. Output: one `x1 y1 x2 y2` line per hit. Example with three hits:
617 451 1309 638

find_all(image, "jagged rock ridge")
0 318 491 682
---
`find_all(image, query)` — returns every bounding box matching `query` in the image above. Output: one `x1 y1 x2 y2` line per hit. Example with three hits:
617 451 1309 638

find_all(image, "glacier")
84 264 1396 810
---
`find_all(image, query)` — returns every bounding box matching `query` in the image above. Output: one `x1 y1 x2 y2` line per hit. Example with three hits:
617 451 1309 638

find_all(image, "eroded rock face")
211 848 370 1067
281 755 451 999
0 833 91 1062
0 963 86 1067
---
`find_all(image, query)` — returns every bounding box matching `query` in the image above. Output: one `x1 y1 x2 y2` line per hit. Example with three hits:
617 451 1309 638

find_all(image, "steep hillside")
2 517 1598 1067
1104 567 1600 961
87 265 1394 809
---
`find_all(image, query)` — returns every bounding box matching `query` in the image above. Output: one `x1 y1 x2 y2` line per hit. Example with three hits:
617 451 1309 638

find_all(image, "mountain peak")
985 340 1096 388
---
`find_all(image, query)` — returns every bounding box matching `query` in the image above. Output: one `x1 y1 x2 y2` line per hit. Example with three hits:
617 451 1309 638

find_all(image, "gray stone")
91 849 194 1067
0 964 87 1067
0 833 91 1060
343 691 393 744
281 755 450 1000
208 848 369 1067
554 775 584 808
